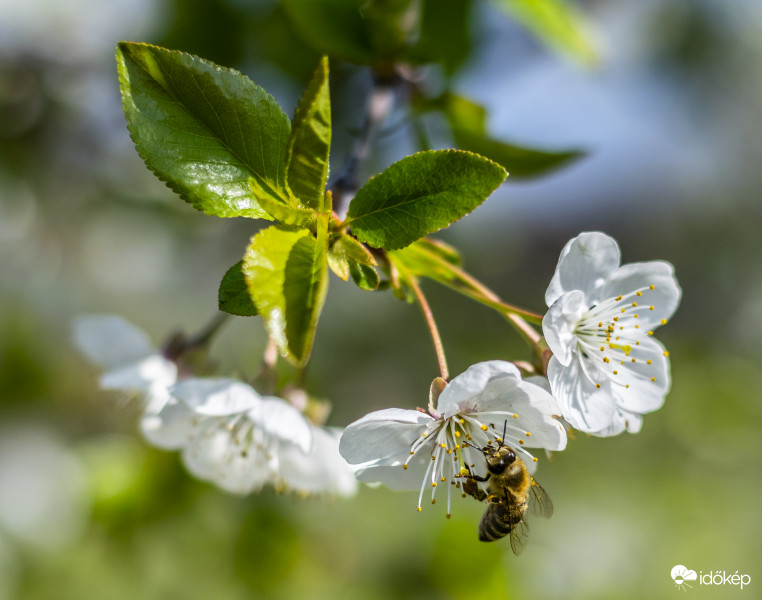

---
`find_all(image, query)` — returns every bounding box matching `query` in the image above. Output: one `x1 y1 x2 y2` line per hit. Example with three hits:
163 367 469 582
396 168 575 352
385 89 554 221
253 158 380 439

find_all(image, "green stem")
397 264 449 381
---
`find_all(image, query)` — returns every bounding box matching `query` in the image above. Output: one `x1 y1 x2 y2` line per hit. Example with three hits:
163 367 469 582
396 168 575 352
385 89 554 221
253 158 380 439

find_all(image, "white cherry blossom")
339 361 566 515
163 378 315 495
542 232 681 435
72 315 184 448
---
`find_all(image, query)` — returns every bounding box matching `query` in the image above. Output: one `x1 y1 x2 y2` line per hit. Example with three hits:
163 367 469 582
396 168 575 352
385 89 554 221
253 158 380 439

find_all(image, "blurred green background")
1 0 761 598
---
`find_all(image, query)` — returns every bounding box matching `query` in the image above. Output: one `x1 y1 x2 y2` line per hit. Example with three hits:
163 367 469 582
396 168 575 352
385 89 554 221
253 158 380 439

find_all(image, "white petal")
589 408 642 437
545 232 621 307
100 355 177 393
182 430 271 494
72 315 155 369
256 397 313 453
339 408 432 465
170 378 261 416
278 427 358 497
598 261 681 329
542 290 587 366
547 355 617 433
353 450 432 491
140 399 196 450
476 378 567 451
437 360 519 416
609 336 670 413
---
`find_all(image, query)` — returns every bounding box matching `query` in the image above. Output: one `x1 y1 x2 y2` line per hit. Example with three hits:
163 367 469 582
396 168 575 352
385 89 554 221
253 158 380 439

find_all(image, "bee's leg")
462 477 488 501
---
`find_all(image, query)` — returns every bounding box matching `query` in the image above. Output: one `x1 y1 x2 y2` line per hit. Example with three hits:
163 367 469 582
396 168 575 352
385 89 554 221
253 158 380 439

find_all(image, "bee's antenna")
463 441 486 453
497 420 508 449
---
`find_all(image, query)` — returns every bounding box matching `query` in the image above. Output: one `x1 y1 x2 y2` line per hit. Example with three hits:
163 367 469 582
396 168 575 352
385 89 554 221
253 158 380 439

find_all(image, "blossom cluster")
75 231 680 518
73 316 357 498
339 232 680 512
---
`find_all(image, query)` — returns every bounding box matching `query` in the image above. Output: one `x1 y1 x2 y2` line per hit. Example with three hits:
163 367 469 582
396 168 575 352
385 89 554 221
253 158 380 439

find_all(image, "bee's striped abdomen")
478 499 527 542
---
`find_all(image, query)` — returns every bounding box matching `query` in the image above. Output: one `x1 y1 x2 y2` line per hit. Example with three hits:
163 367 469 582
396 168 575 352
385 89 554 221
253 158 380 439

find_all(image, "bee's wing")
527 478 553 519
508 506 530 556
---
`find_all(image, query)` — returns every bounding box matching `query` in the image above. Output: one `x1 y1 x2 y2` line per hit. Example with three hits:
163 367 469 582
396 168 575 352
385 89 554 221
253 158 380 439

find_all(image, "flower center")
573 284 668 389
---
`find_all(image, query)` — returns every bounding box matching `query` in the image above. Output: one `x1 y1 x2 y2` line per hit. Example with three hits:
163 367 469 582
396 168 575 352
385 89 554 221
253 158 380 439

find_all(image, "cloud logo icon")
671 565 698 590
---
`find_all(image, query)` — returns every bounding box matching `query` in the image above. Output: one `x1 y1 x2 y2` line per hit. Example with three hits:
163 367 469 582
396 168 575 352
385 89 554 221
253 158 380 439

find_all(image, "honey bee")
460 425 553 554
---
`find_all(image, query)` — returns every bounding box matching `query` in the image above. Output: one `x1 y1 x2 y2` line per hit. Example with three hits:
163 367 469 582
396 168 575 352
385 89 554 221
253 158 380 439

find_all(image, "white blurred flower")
72 315 184 448
163 378 316 495
0 426 90 553
542 232 681 435
278 427 358 498
339 361 566 515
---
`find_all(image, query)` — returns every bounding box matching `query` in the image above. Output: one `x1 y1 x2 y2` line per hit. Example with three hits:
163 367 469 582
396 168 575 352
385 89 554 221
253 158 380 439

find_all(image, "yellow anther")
455 444 460 450
441 477 446 482
417 507 422 512
648 331 654 336
636 291 642 297
649 306 655 311
403 464 408 470
626 384 630 389
410 451 415 455
632 358 636 363
634 314 639 318
455 431 461 438
440 443 446 448
621 308 626 313
446 514 451 519
532 457 538 462
613 317 619 322
422 432 428 438
650 284 655 290
526 432 532 437
519 440 525 445
513 414 518 419
651 377 656 382
596 383 601 388
431 456 436 461
613 370 618 375
458 418 465 424
598 321 603 327
603 357 610 363
616 295 623 301
661 319 667 325
432 482 437 487
620 361 624 365
431 499 436 504
446 449 452 454
600 346 605 351
635 325 640 329
663 351 670 357
636 341 640 345
632 302 638 307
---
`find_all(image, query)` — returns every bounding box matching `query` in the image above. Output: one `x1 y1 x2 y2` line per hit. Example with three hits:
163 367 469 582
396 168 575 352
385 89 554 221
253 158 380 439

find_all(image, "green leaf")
490 0 598 66
281 0 374 65
242 218 329 366
452 128 584 179
417 92 584 178
327 235 376 281
349 262 380 291
287 57 331 212
251 179 316 227
117 42 292 219
345 150 507 250
218 261 258 317
389 239 462 286
407 0 474 75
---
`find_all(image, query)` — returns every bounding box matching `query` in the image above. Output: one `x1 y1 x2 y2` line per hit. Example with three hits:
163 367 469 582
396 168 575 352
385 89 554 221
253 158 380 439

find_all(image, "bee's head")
485 445 517 475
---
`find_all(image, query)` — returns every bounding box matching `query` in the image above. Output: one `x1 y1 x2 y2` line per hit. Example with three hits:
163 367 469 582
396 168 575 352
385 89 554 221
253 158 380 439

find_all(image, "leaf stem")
397 264 449 381
164 312 231 359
